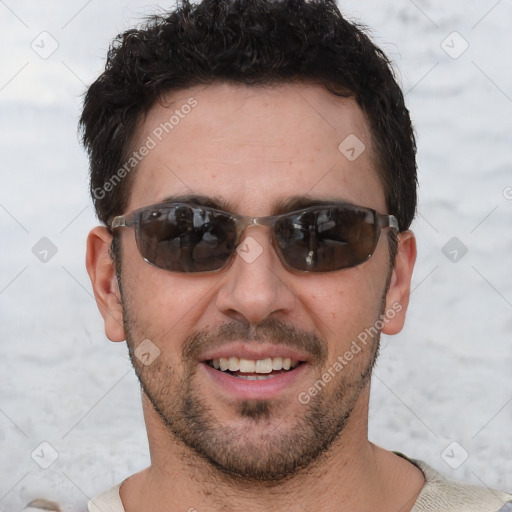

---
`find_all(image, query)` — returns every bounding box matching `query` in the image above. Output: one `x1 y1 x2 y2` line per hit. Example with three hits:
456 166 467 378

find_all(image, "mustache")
182 318 328 364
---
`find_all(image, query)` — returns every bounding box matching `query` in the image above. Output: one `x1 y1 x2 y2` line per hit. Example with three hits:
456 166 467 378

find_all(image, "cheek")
301 268 387 348
119 250 217 351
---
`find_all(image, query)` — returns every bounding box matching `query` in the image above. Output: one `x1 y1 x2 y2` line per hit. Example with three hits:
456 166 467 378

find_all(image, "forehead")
127 82 385 214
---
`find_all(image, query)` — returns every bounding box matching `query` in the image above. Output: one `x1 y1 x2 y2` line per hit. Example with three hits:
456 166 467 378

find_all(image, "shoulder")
396 453 512 512
87 483 124 512
24 498 87 512
22 484 124 512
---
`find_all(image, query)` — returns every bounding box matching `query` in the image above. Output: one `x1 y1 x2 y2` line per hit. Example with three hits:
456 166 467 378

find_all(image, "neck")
120 391 424 512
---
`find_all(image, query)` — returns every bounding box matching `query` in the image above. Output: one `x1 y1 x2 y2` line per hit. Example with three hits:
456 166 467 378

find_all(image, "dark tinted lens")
136 205 237 272
275 206 379 272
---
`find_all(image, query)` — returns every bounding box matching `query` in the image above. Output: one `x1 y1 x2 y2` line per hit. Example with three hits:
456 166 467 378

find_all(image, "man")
79 1 511 511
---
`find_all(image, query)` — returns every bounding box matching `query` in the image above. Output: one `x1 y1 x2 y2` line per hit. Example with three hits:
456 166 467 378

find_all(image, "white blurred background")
1 1 511 509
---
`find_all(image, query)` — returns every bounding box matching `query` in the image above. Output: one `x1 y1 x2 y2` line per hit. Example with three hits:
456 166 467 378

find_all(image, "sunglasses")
109 202 398 273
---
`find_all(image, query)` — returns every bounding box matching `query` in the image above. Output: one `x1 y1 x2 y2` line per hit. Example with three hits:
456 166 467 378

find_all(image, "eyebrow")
159 194 355 215
159 194 237 212
273 196 355 214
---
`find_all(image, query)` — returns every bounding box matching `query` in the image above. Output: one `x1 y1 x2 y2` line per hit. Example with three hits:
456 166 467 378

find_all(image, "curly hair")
79 0 417 235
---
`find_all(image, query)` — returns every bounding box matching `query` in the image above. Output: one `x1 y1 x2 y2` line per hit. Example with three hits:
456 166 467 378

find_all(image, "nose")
215 229 296 325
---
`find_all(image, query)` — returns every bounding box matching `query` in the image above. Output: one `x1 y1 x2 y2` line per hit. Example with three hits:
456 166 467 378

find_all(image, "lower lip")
200 362 308 400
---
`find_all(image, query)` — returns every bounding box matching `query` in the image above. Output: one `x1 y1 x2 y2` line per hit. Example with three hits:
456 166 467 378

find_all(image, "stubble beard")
115 246 390 483
123 313 382 483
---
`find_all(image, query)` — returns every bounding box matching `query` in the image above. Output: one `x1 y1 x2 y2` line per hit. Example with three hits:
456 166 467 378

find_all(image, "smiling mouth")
205 356 305 380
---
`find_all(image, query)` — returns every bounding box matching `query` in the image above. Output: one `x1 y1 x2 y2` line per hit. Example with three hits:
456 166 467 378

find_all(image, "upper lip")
199 342 310 363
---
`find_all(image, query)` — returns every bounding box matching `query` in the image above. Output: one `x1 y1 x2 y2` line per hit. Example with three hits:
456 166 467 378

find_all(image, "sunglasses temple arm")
385 215 399 231
110 215 127 229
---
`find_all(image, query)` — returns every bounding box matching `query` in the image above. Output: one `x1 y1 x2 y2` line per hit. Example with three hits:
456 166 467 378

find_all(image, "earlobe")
382 230 417 335
86 226 126 342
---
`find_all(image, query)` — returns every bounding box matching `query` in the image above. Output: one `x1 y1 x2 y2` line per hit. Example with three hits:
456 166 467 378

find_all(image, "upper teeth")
211 357 299 373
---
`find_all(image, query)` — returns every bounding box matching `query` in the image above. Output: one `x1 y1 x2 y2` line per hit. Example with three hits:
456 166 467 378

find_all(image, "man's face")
96 83 413 481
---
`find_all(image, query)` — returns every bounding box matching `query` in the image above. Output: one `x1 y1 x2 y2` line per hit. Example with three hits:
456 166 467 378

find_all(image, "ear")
382 230 417 335
86 226 126 342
